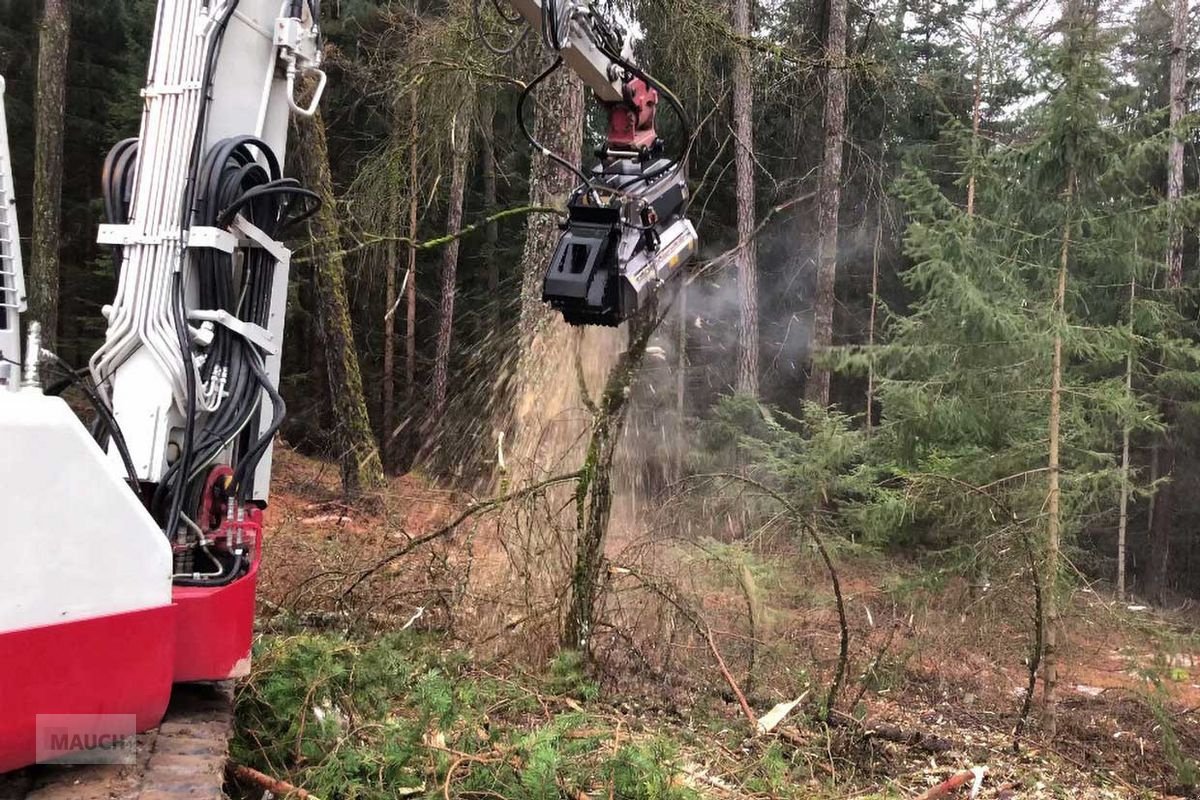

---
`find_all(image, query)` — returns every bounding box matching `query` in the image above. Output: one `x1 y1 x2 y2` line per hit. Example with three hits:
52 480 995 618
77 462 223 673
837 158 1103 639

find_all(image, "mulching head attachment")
543 158 697 327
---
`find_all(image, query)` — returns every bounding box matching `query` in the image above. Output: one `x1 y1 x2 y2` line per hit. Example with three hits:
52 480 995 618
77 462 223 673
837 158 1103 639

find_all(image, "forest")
2 0 1200 796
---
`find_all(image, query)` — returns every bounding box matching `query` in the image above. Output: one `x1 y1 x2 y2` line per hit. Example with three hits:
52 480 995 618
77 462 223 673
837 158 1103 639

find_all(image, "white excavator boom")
0 75 26 391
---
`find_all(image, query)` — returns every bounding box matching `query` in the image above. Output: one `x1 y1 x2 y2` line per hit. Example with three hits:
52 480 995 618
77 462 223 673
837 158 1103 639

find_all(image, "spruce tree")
864 0 1199 735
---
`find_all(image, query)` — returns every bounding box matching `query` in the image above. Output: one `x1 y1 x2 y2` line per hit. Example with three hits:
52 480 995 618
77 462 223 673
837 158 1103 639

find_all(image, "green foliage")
694 394 906 546
236 633 697 799
607 738 696 800
1138 658 1199 789
547 649 600 702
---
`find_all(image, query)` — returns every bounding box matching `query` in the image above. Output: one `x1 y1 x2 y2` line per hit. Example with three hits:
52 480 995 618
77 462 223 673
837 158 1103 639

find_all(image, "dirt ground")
257 447 1200 799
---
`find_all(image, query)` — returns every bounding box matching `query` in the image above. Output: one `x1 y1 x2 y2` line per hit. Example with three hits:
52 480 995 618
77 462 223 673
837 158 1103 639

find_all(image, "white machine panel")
0 390 172 632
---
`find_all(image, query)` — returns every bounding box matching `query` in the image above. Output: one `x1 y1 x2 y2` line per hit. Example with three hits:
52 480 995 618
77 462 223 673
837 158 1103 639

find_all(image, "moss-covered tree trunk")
563 310 660 652
293 109 386 499
30 0 69 349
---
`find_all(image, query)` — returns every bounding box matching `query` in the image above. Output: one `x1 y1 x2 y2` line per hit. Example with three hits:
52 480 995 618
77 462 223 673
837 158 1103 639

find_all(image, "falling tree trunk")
508 62 620 471
731 0 759 396
1043 172 1075 740
806 0 848 407
30 0 69 350
293 109 386 499
480 94 500 322
432 109 472 421
406 93 419 406
518 69 584 341
1148 0 1188 607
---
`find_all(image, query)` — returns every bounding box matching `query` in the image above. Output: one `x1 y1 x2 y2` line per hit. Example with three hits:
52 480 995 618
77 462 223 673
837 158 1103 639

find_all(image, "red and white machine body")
0 0 323 773
0 0 694 775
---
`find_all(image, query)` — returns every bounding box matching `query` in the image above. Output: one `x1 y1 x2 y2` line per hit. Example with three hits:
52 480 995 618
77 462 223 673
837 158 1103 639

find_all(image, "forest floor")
239 447 1200 800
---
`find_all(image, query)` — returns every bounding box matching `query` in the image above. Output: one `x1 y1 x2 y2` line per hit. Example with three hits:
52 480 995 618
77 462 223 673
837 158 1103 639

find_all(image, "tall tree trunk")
1043 172 1075 740
677 282 688 476
1148 0 1188 606
965 26 983 218
383 199 397 470
731 0 759 396
865 213 881 433
406 94 419 406
806 0 848 407
1118 275 1134 602
30 0 69 350
382 126 404 471
518 69 584 343
293 109 386 499
480 94 500 322
432 109 472 420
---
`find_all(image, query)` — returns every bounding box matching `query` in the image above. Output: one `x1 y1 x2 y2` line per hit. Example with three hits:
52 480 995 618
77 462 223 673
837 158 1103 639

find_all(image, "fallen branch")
912 766 986 800
828 710 956 753
228 763 322 799
705 626 759 730
617 563 759 733
678 473 850 718
343 471 583 599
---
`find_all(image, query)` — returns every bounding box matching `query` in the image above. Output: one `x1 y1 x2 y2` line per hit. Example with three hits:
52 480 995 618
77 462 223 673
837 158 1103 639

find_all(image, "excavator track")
0 684 234 800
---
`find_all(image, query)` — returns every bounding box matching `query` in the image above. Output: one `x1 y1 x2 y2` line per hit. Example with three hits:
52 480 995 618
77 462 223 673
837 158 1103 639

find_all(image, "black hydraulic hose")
165 0 241 541
232 352 286 502
101 138 140 275
41 353 141 487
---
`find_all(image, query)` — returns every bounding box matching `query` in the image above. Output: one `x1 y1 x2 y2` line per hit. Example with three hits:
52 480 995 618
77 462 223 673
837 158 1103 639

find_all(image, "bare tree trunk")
965 44 982 217
1148 0 1188 606
806 0 848 407
383 207 397 470
1043 172 1075 740
865 214 881 433
382 129 403 471
1167 0 1188 290
293 109 386 499
518 68 584 345
432 109 472 420
731 0 759 396
1117 279 1133 603
406 94 419 406
480 94 499 322
30 0 69 349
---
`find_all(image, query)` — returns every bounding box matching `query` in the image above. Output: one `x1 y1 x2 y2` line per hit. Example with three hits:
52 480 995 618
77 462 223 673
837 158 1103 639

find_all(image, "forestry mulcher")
0 0 695 784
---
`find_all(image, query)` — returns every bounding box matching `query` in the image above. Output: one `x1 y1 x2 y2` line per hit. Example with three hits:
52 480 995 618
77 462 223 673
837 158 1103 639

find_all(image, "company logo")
35 714 137 765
